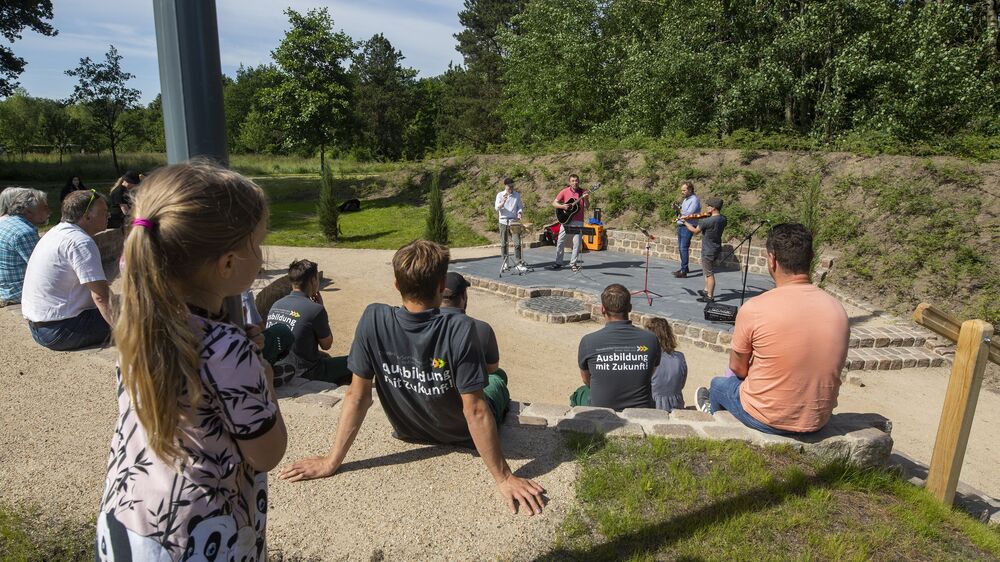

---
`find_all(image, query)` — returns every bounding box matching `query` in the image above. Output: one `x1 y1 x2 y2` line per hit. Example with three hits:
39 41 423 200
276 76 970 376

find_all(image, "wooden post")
924 319 993 505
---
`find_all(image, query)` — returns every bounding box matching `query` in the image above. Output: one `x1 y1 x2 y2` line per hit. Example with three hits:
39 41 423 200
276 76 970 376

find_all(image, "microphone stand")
631 229 662 306
714 221 768 306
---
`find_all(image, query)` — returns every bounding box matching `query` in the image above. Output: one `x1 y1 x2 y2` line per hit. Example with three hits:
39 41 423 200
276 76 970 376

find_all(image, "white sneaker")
501 262 510 272
695 386 711 413
515 263 528 273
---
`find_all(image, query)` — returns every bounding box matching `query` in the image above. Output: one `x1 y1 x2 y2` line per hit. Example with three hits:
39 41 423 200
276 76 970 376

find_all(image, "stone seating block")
651 424 698 438
521 403 570 423
702 425 755 442
670 410 715 422
621 408 672 429
712 411 740 425
568 406 619 420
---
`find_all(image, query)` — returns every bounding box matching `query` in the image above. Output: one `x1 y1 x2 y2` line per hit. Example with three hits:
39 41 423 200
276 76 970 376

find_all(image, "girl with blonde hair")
96 161 286 562
645 317 688 411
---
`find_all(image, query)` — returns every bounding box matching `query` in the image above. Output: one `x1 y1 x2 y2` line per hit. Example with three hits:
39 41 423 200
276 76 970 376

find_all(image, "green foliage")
0 504 94 562
317 166 341 241
64 45 140 173
547 436 1000 561
352 34 418 160
261 8 355 167
0 1 56 97
224 64 285 153
424 171 449 244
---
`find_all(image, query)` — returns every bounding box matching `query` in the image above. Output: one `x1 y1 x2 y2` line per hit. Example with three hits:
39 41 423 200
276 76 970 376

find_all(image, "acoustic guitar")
555 183 602 225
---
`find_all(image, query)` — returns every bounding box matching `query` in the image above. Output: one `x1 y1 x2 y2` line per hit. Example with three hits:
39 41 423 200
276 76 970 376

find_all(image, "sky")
10 0 467 104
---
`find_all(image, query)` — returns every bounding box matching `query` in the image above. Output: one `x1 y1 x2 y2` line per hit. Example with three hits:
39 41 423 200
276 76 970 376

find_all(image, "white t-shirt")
22 222 106 322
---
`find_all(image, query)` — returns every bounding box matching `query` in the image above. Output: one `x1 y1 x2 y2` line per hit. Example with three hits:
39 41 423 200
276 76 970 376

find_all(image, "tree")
0 0 56 97
352 33 417 160
424 171 449 245
261 8 354 170
317 166 341 241
39 99 78 163
0 90 41 155
223 64 283 153
65 45 140 172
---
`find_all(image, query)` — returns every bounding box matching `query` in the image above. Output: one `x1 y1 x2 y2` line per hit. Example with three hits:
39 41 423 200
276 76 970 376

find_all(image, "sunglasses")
83 189 98 215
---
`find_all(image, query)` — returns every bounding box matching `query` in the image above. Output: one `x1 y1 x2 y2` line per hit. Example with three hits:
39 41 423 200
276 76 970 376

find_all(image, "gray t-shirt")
348 304 488 445
578 320 661 410
265 291 331 377
699 214 727 257
440 307 500 368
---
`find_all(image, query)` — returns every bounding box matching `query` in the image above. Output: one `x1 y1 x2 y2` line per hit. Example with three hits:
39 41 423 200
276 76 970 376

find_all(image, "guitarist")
673 181 701 278
551 174 587 272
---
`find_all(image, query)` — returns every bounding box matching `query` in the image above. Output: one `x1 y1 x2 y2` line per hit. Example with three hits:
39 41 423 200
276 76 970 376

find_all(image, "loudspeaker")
704 302 738 322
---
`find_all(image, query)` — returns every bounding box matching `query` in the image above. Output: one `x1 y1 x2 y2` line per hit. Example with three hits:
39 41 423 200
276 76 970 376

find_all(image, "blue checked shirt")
0 215 40 301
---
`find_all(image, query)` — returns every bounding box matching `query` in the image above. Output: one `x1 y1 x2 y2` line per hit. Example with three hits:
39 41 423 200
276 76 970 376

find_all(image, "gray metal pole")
152 0 228 166
152 0 241 322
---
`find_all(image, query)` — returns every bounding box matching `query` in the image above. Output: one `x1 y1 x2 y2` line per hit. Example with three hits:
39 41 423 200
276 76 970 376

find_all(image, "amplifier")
704 302 738 322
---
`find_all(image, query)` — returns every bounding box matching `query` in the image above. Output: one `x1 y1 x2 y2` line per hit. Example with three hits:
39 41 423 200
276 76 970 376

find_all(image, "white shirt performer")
495 177 527 271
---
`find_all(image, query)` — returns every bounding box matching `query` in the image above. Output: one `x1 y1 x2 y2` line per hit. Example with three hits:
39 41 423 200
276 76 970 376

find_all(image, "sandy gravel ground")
1 244 998 560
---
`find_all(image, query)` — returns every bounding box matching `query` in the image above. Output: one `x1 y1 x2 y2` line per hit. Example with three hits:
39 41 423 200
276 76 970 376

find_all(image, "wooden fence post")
924 319 993 505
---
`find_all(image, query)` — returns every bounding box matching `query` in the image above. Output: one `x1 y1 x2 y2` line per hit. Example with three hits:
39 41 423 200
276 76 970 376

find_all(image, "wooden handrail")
913 303 999 366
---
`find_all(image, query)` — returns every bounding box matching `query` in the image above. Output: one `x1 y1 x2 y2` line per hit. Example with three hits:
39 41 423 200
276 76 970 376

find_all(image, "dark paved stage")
450 245 775 332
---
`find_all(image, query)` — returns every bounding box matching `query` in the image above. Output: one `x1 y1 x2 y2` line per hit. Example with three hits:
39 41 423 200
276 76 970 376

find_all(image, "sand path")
1 244 997 560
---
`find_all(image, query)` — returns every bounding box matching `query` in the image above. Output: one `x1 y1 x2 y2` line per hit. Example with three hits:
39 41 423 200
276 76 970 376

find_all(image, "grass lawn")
0 504 93 561
543 435 1000 561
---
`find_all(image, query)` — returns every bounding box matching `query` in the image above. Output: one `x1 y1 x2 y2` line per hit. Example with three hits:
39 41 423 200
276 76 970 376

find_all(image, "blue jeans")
29 308 110 351
708 375 795 435
677 226 693 273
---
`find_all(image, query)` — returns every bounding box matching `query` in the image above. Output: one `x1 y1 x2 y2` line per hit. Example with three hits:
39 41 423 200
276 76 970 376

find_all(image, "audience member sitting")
278 240 546 516
571 284 661 410
60 175 87 202
21 189 113 350
0 188 50 307
440 272 501 373
645 317 687 412
695 223 849 434
107 170 141 229
266 259 350 386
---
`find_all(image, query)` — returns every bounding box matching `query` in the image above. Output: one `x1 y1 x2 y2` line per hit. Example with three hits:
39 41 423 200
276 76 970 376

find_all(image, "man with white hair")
0 187 51 306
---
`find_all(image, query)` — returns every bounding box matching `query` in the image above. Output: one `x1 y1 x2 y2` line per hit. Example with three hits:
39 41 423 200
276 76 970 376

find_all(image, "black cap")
122 170 141 184
443 271 470 298
705 197 723 211
503 177 514 187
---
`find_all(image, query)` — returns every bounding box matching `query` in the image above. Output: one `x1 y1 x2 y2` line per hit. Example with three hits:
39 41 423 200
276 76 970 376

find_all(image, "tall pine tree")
424 171 448 245
318 166 341 241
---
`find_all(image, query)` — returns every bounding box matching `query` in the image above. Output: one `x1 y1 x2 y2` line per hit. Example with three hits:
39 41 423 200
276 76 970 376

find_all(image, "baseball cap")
705 197 723 211
443 271 470 298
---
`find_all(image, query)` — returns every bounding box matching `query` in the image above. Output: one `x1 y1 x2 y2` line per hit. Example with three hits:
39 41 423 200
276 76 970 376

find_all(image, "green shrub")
317 167 341 241
424 171 449 244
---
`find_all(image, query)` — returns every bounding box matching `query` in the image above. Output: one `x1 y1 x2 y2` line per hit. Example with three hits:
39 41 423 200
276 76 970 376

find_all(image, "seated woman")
646 318 687 412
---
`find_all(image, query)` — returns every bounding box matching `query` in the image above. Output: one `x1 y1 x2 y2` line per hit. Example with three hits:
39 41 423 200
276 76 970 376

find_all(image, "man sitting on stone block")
441 272 502 374
278 240 546 516
570 284 661 410
21 190 113 350
266 259 350 387
695 223 849 434
0 188 50 307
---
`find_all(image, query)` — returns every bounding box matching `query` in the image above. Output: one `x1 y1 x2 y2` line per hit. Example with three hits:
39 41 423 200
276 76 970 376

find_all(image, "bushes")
424 170 449 244
317 166 341 241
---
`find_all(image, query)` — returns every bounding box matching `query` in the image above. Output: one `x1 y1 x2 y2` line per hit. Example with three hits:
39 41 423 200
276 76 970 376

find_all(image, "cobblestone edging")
465 274 949 373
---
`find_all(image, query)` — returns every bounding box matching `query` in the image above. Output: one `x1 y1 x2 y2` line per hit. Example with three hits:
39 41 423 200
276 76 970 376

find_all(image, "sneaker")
695 387 711 413
697 289 708 298
501 262 510 272
696 296 715 303
571 264 581 273
515 263 528 273
673 271 687 278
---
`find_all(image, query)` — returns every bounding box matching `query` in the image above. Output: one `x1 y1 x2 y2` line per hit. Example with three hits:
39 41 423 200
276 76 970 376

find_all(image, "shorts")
701 254 717 277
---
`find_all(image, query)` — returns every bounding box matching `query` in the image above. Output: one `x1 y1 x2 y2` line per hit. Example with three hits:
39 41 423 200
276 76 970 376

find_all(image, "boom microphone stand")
715 221 768 306
631 228 662 306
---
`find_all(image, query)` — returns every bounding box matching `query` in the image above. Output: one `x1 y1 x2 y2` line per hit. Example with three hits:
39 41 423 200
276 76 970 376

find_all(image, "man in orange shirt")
695 223 848 434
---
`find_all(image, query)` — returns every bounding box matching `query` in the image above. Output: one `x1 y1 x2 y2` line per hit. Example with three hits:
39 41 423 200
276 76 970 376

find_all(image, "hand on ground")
244 324 264 351
277 456 337 482
498 475 546 516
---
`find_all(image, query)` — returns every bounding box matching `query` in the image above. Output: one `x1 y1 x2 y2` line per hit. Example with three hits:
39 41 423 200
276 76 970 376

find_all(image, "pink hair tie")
132 217 156 229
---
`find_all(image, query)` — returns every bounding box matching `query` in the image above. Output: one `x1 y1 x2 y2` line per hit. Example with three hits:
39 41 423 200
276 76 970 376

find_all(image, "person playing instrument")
682 197 726 303
551 174 587 272
96 162 287 561
673 181 701 278
695 223 848 435
277 240 547 517
570 284 661 410
495 177 527 273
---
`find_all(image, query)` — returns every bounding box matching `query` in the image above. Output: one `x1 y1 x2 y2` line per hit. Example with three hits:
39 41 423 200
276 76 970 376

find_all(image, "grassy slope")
543 435 1000 561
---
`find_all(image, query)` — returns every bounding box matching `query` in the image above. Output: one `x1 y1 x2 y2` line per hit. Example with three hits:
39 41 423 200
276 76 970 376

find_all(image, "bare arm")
462 391 546 515
85 280 113 326
683 221 702 234
728 349 752 379
580 369 591 386
486 361 500 373
318 335 334 351
277 375 374 481
552 196 567 209
237 413 288 472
